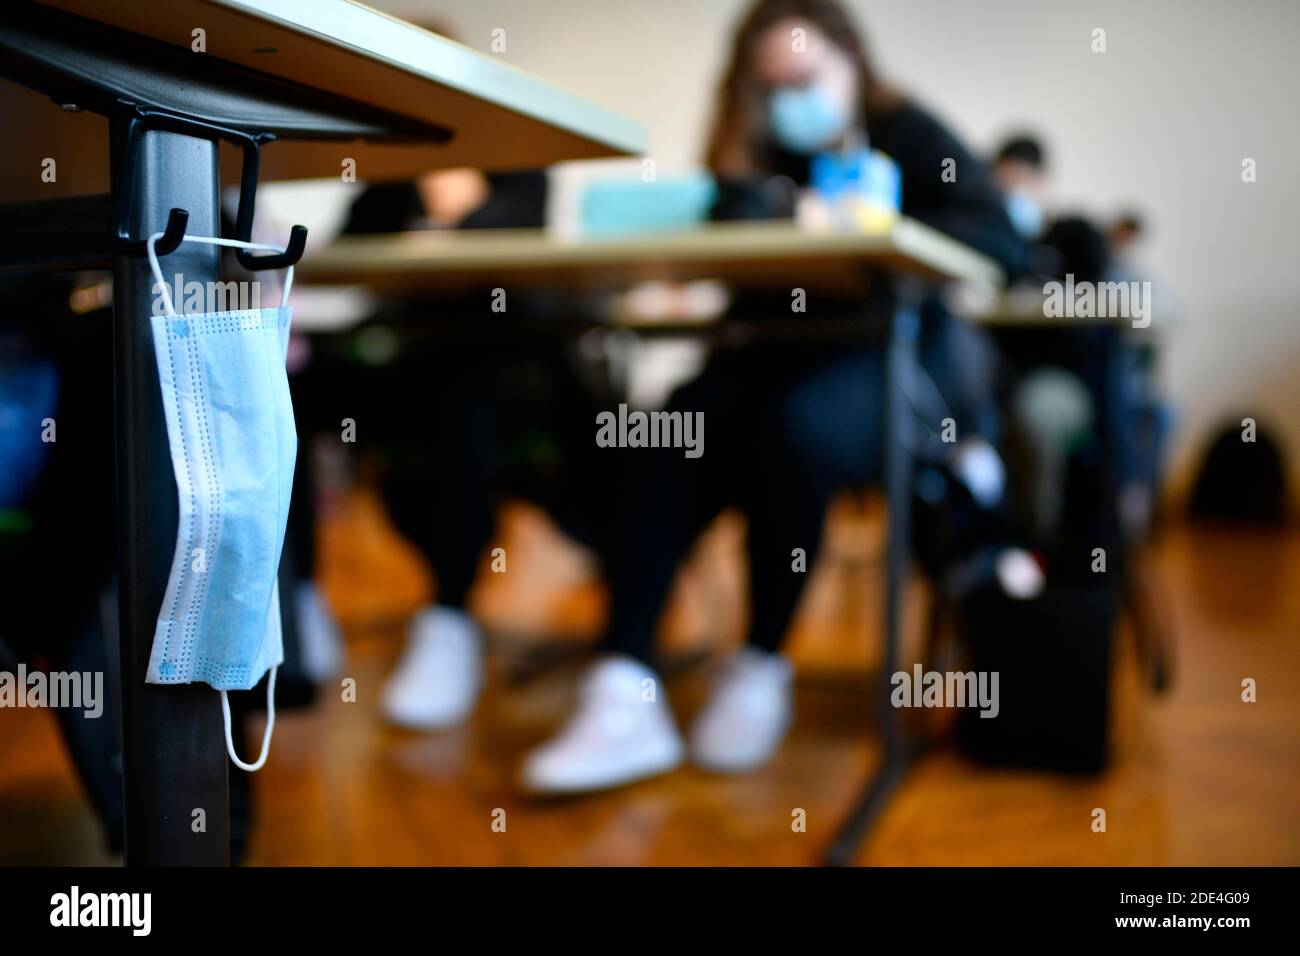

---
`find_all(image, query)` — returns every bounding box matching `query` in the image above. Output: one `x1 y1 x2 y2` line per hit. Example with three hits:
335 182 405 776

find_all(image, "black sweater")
728 102 1031 282
340 171 547 236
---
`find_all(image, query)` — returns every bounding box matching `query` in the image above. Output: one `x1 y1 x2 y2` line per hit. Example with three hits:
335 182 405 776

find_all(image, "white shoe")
689 647 793 773
381 606 483 730
520 656 684 794
951 438 1006 509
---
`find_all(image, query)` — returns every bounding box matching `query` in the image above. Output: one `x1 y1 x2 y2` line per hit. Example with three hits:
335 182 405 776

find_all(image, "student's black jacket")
716 101 1032 282
867 103 1030 280
340 171 547 235
337 169 548 320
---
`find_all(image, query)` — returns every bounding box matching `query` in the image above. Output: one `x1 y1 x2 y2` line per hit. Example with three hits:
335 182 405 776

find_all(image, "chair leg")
1124 553 1175 694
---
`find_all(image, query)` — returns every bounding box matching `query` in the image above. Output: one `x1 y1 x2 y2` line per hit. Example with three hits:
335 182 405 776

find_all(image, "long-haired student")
515 0 1032 793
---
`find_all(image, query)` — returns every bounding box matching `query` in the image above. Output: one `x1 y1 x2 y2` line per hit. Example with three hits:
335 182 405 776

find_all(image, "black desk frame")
825 276 925 865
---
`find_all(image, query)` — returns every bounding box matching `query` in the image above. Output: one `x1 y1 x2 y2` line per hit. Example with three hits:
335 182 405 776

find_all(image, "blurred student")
300 161 609 730
322 166 535 729
291 16 606 735
992 134 1049 240
1107 211 1143 264
517 0 1031 794
988 133 1116 541
1002 216 1112 540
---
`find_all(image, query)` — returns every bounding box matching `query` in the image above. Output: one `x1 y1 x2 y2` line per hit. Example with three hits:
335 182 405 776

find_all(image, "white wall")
359 0 1300 498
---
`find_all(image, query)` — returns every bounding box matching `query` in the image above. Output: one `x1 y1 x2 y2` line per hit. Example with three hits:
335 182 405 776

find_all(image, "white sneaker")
951 438 1006 509
689 647 793 773
520 656 684 794
381 606 483 730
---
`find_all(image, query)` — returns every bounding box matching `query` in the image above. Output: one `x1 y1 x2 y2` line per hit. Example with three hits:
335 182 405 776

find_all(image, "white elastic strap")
220 666 277 772
146 232 294 319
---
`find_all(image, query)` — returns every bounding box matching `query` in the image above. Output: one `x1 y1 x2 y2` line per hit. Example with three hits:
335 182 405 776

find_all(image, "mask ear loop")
146 232 294 315
221 667 277 772
147 230 291 772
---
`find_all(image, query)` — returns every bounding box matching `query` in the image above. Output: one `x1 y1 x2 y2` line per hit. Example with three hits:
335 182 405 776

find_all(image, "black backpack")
956 562 1119 775
1189 419 1289 523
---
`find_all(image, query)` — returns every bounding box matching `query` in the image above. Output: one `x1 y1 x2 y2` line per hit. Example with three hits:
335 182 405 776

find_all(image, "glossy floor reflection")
2 507 1297 866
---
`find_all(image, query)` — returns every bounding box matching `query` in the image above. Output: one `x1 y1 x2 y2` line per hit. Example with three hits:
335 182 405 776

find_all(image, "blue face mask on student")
145 231 297 771
1005 190 1044 239
768 83 850 155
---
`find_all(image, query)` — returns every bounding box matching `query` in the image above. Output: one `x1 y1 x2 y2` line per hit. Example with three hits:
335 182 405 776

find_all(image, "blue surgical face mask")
768 83 851 155
1005 189 1043 239
145 231 297 771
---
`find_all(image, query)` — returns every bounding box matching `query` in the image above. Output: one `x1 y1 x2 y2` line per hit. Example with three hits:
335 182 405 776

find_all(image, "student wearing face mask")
992 134 1049 241
513 0 1032 794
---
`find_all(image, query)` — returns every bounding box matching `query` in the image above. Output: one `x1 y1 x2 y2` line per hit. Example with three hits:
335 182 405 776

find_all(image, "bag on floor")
955 573 1119 774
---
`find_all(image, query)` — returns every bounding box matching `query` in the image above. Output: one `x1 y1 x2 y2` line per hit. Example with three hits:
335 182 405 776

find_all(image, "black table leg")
824 276 923 867
110 117 230 865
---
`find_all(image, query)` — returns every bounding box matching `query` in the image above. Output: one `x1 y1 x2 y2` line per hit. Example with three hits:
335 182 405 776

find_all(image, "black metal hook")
113 112 192 258
111 105 308 270
129 206 189 258
237 225 308 271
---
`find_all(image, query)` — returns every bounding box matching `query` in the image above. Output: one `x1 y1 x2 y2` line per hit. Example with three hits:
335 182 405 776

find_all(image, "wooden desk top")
296 218 1003 295
1 1 645 200
39 0 645 170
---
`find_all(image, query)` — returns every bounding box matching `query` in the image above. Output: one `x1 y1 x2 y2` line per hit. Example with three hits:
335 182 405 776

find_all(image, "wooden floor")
2 498 1297 866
